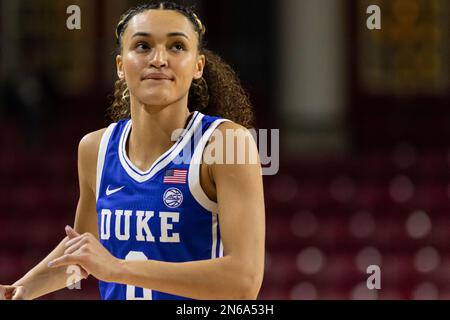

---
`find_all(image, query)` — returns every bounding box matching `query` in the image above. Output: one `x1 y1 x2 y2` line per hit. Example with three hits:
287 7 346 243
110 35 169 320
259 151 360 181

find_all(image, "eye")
135 42 150 52
171 42 186 52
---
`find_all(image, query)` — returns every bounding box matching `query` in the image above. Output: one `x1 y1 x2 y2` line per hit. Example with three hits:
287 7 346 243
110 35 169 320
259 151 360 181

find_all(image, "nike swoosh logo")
106 185 125 196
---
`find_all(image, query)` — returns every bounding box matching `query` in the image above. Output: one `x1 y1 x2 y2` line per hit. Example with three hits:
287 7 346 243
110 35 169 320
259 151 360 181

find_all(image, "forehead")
124 9 197 39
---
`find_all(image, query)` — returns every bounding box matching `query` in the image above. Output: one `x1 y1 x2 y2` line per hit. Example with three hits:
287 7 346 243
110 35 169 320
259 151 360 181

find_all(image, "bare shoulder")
78 127 109 193
215 120 247 133
213 121 256 144
207 121 247 145
78 127 108 160
209 120 260 166
204 121 261 183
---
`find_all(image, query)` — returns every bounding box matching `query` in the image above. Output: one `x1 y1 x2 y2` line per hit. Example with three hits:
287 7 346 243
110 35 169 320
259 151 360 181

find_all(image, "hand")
0 285 28 300
64 226 90 280
48 226 120 283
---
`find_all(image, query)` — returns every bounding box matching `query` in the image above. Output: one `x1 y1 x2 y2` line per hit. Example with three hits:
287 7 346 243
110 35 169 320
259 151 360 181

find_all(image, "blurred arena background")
0 0 449 299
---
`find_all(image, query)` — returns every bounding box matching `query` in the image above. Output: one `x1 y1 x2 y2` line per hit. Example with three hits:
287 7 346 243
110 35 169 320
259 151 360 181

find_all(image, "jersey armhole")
188 119 230 214
96 123 117 201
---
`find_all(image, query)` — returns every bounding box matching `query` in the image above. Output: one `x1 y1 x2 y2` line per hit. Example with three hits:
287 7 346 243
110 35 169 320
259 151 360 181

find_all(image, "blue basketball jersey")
95 111 229 300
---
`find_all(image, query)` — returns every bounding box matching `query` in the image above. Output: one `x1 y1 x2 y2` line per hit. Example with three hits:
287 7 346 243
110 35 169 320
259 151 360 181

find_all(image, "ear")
116 55 125 80
193 54 205 80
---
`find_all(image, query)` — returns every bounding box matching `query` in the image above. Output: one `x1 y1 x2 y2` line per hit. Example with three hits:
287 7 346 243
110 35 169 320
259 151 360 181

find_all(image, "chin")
138 91 173 107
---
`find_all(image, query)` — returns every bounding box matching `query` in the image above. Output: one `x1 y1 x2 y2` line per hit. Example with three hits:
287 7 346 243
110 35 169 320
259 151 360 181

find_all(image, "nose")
149 45 168 69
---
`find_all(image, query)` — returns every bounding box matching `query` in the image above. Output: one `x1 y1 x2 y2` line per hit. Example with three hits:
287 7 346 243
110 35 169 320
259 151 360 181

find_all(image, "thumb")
0 286 9 300
0 286 18 300
11 287 27 300
65 225 80 239
80 267 90 279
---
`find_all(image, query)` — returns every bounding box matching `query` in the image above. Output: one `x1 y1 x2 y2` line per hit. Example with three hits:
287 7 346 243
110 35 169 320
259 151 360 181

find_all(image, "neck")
127 94 192 171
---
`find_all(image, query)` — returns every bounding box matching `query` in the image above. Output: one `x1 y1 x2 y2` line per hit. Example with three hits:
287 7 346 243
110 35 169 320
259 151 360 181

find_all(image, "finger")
1 286 16 300
80 267 90 279
48 254 79 268
65 225 80 239
65 234 87 248
64 240 88 255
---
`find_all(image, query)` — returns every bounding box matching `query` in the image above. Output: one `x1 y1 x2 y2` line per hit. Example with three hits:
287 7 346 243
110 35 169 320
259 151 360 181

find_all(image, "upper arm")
209 122 265 289
73 128 107 238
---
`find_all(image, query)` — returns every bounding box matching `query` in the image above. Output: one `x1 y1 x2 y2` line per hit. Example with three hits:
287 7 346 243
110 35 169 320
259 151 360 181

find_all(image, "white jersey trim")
188 119 230 214
118 112 203 183
219 240 224 258
96 123 117 201
211 214 218 259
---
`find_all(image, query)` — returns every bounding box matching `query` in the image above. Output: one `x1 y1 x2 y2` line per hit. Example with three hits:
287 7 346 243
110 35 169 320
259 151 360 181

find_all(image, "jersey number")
125 251 153 300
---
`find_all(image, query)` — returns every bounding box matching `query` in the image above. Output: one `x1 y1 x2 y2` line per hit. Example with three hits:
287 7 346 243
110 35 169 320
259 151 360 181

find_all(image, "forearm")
115 256 261 300
13 237 80 299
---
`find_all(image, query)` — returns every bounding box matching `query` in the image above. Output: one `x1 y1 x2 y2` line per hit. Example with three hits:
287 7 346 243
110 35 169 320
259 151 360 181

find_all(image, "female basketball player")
0 2 265 300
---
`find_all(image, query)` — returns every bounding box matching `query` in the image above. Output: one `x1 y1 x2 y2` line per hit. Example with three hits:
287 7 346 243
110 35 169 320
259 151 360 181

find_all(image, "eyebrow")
131 32 190 39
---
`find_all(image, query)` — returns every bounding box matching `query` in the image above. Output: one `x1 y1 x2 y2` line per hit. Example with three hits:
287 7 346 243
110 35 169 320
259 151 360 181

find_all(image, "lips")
142 73 172 81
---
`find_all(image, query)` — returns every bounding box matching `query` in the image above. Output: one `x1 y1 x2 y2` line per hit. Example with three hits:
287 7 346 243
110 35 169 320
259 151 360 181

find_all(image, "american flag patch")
163 169 188 184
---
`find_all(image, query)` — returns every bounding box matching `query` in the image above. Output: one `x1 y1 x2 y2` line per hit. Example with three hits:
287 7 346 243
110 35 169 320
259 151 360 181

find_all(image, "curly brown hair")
108 1 255 129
